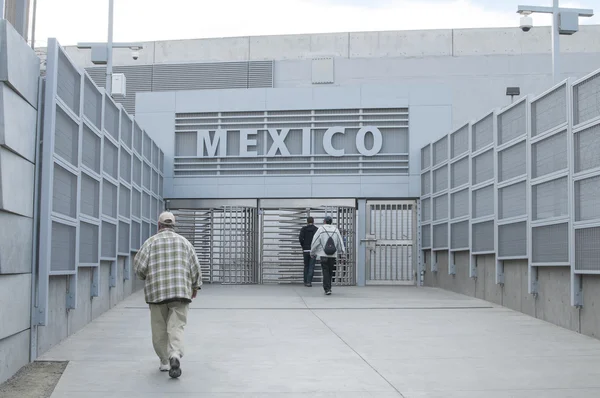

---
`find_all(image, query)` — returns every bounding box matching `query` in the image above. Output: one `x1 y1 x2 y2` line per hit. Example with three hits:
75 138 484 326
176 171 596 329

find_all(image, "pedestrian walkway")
42 285 600 397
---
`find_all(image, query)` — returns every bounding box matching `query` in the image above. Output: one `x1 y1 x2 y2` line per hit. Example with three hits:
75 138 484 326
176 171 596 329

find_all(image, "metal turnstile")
260 206 356 285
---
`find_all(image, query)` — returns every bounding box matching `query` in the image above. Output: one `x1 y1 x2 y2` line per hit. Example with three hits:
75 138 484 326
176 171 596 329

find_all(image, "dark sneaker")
325 290 332 295
305 283 312 287
169 355 182 378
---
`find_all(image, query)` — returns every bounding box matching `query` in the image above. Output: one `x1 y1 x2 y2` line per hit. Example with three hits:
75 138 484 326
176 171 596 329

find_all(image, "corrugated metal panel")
152 62 248 91
249 61 274 88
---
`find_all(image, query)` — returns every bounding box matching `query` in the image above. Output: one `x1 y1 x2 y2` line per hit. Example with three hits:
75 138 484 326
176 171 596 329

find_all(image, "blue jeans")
303 253 315 284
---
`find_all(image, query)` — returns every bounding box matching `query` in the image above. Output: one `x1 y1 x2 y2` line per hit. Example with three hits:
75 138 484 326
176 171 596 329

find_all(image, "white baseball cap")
158 211 176 226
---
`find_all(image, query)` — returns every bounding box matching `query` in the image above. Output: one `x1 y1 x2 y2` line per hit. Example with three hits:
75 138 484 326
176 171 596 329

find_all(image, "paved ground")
41 285 600 397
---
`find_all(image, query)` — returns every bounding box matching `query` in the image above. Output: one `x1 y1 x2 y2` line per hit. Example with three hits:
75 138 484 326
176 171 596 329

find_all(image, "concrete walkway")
41 285 600 397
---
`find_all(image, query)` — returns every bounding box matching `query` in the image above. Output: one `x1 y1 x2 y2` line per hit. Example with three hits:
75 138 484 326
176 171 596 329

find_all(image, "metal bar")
517 5 593 16
31 0 38 49
106 0 114 94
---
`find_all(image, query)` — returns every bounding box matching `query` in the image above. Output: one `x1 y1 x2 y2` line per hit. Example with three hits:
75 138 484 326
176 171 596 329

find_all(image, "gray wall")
424 253 600 340
0 19 39 384
34 38 165 373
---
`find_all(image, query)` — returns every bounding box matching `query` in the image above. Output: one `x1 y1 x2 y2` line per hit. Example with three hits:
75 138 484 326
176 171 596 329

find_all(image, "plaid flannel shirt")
134 228 202 304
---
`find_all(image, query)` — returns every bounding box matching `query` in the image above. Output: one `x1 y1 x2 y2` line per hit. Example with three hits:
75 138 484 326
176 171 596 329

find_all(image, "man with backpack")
299 217 318 287
310 215 345 295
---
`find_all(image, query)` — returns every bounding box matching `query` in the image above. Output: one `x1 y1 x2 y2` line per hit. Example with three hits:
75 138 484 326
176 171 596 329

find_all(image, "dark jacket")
299 224 318 251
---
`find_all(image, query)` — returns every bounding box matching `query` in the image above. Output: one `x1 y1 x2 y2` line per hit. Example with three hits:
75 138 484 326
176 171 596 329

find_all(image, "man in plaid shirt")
134 211 201 379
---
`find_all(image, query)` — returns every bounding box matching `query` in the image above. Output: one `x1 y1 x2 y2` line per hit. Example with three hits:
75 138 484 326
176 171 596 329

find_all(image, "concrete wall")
53 25 600 128
424 254 600 340
0 19 39 384
35 261 143 356
61 25 600 66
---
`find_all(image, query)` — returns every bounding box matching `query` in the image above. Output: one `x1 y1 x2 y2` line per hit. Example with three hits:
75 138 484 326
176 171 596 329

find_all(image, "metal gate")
260 206 356 285
364 200 416 284
172 206 258 284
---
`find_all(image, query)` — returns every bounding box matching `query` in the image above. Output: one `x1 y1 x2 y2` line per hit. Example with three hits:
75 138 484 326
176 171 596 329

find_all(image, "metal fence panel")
499 181 527 220
433 165 448 194
451 220 469 250
421 145 431 170
573 72 600 126
451 188 469 219
421 198 431 222
472 221 494 253
37 39 166 324
575 175 600 222
433 136 448 166
532 223 569 263
498 101 526 145
498 141 526 183
575 227 600 271
473 185 494 219
532 84 567 137
472 149 494 185
574 123 600 174
498 221 527 258
433 223 448 250
433 194 448 222
451 124 469 159
532 177 568 221
472 113 494 152
531 131 568 179
451 157 469 189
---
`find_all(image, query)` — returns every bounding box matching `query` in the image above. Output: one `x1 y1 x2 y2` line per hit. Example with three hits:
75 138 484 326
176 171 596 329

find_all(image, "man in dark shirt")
299 217 318 286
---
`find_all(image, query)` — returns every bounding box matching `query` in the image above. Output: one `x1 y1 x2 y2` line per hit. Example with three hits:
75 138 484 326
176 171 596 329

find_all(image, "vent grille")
86 61 274 114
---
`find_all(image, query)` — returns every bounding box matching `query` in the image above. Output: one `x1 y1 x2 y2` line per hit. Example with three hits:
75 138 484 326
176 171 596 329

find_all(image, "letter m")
198 129 227 157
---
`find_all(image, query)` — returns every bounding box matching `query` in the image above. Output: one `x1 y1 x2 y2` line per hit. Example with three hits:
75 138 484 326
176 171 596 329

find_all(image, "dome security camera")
520 15 533 32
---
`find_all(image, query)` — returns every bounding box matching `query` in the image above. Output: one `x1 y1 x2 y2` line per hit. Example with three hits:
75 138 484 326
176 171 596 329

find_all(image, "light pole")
77 0 143 96
517 0 594 84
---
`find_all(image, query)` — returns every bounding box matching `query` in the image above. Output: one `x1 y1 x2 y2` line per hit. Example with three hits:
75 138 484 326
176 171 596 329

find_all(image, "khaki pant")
150 301 189 362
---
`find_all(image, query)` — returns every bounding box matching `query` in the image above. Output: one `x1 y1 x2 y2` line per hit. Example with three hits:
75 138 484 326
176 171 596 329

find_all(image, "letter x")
267 128 291 156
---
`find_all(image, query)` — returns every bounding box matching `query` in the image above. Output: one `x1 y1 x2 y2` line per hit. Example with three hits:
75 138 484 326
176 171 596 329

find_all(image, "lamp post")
77 0 143 96
517 0 594 84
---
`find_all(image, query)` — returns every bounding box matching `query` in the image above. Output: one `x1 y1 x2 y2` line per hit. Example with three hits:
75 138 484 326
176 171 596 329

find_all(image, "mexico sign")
198 126 383 158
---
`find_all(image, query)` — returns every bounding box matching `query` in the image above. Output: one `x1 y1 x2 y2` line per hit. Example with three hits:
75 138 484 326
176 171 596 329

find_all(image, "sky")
30 0 599 48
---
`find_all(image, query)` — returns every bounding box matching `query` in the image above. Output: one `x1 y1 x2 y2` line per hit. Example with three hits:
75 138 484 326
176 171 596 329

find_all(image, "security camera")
130 46 142 60
520 14 533 32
